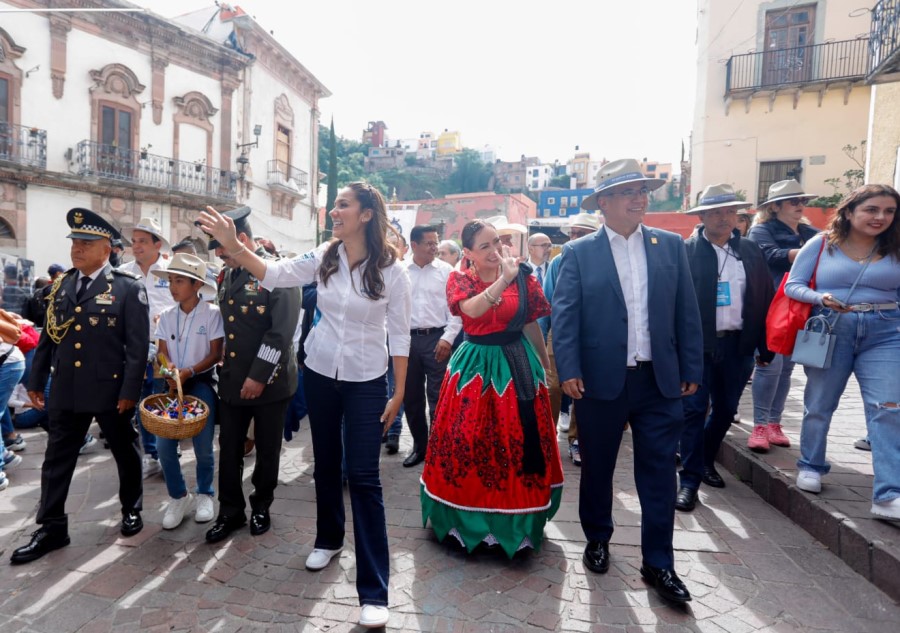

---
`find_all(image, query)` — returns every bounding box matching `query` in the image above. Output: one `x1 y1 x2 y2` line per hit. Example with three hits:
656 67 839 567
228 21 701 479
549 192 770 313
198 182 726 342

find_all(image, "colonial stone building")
0 0 328 273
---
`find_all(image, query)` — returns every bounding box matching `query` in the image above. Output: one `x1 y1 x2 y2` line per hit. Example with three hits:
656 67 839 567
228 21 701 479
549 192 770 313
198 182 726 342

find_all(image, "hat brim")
151 268 217 297
496 223 527 235
684 200 754 215
758 193 817 209
580 177 667 211
67 231 109 241
123 227 171 252
560 223 601 235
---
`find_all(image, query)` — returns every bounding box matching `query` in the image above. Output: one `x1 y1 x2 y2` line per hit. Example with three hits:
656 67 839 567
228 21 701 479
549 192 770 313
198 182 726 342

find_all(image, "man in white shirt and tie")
402 225 462 468
527 233 552 286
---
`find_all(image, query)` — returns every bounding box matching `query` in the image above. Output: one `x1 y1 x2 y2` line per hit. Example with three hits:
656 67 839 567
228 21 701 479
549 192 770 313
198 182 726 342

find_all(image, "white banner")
386 205 419 261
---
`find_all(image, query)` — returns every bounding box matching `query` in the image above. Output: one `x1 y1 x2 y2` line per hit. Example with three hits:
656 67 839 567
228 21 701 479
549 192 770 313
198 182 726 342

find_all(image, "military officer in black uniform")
203 207 300 543
10 208 149 565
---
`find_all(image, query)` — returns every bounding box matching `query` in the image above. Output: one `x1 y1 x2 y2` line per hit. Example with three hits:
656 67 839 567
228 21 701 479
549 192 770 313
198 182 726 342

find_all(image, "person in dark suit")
676 184 775 512
553 159 703 604
10 208 149 565
203 207 300 544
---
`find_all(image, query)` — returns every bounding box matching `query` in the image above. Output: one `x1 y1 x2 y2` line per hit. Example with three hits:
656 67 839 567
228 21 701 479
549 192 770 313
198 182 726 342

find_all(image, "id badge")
716 281 732 307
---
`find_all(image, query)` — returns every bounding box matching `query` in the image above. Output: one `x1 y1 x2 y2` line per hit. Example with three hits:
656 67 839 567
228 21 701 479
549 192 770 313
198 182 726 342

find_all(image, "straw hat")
151 253 217 297
758 179 817 209
581 158 666 211
484 215 527 235
560 212 602 235
684 184 753 215
122 217 171 251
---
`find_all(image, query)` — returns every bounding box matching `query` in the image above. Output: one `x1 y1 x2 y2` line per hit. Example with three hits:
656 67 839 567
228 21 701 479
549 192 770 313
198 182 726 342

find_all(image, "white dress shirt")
118 255 175 338
405 258 462 345
155 301 225 374
528 259 549 287
260 243 411 382
705 236 746 331
606 225 651 365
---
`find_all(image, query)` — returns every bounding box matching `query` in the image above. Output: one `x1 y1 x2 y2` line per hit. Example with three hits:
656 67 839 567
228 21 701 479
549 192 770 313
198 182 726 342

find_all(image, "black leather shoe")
385 435 400 455
702 467 726 488
205 515 247 544
582 541 610 574
121 510 143 537
675 486 698 512
10 528 70 565
250 510 270 536
403 449 426 468
640 564 692 603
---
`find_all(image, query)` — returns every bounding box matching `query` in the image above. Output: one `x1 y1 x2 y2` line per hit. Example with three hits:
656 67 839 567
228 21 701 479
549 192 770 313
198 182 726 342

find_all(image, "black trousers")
575 364 683 569
403 330 449 452
217 398 290 518
37 408 142 533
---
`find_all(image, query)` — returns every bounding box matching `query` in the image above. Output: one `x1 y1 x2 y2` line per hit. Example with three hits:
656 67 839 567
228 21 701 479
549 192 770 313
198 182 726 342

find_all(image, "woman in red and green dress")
421 220 564 558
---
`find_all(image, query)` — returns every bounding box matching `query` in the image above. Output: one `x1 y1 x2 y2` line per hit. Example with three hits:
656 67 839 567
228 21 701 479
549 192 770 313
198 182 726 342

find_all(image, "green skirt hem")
421 484 563 559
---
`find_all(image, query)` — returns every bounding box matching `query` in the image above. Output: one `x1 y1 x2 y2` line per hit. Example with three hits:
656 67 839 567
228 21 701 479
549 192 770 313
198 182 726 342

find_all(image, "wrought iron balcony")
0 122 47 169
76 141 237 201
869 0 900 83
726 38 870 94
267 159 308 197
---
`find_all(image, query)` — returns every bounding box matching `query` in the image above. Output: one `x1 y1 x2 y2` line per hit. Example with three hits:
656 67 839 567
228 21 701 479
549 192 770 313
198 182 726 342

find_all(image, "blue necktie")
536 264 544 286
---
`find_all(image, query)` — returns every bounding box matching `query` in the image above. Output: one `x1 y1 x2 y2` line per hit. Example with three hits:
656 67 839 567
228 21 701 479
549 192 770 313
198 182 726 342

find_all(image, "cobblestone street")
1 376 899 632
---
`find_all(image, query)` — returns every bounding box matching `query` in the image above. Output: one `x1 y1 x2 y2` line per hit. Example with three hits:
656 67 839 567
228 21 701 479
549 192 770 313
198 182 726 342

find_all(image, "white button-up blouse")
260 242 411 382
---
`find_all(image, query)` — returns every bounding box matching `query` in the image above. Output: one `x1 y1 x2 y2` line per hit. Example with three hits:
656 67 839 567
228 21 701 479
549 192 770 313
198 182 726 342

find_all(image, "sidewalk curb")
718 436 900 602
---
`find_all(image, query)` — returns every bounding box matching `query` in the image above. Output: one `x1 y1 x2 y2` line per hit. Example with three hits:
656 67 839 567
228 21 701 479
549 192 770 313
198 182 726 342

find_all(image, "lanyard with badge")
716 246 734 307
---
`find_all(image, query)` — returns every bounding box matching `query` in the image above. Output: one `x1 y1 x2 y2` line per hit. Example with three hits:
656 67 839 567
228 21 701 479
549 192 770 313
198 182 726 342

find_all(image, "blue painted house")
537 188 595 218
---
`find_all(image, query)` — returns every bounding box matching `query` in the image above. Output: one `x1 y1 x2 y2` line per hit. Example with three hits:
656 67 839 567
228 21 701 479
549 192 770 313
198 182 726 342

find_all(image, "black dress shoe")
206 515 247 543
702 467 726 488
582 541 610 574
675 486 698 512
121 510 143 537
250 510 270 536
10 528 70 565
385 435 400 455
640 564 692 603
402 449 426 468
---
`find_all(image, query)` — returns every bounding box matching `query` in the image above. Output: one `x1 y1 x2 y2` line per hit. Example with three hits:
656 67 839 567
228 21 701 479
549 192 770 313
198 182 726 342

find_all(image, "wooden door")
763 5 815 86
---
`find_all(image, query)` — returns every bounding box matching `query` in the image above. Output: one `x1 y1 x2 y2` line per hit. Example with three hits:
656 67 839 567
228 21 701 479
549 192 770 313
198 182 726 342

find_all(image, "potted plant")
140 144 152 160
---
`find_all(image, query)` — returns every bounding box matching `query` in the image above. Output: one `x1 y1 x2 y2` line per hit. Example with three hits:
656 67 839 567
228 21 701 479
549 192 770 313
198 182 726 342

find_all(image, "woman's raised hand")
196 206 240 252
499 245 520 284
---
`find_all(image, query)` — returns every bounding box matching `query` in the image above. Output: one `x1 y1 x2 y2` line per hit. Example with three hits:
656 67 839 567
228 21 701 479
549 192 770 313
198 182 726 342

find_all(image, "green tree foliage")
323 120 337 243
448 149 492 193
809 141 867 209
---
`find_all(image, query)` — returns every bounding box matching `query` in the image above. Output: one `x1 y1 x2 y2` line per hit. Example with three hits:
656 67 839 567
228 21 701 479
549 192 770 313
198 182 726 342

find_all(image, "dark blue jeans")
679 334 754 490
304 368 390 607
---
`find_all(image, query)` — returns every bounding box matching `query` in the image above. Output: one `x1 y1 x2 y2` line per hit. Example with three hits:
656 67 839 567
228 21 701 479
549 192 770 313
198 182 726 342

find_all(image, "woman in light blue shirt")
785 184 900 521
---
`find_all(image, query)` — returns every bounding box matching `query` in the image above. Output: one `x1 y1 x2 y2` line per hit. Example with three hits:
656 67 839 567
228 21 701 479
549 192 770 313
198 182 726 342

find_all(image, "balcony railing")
869 0 900 81
267 159 308 196
0 122 47 169
76 141 237 201
726 38 870 93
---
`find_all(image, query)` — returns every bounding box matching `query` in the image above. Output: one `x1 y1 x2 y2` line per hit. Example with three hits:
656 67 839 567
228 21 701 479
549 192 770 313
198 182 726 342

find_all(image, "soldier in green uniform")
202 207 300 544
10 208 149 565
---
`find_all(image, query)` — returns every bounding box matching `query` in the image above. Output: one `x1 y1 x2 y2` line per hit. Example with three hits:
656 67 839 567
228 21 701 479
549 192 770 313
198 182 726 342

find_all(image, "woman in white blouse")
198 182 411 629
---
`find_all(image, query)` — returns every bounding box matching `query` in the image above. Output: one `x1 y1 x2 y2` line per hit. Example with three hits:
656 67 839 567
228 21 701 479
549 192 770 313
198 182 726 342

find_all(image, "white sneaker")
305 547 343 571
854 437 872 451
359 604 389 628
557 411 571 433
79 435 98 455
2 451 22 470
162 493 193 529
0 471 8 491
871 498 900 521
797 470 822 493
195 495 215 523
142 455 162 479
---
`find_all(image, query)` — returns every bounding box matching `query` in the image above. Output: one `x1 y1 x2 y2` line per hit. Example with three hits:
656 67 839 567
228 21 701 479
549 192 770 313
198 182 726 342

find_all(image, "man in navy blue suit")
552 159 703 604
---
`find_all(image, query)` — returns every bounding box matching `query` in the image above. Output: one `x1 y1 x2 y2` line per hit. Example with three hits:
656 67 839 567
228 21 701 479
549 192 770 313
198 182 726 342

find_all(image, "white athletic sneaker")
305 547 343 571
142 455 162 479
195 495 215 523
162 493 193 529
797 470 822 493
557 411 571 433
359 604 389 628
871 498 900 521
79 435 98 455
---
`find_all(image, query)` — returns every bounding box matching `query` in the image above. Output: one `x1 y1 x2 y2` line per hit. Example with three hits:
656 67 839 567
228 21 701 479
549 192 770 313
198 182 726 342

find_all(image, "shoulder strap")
809 234 827 291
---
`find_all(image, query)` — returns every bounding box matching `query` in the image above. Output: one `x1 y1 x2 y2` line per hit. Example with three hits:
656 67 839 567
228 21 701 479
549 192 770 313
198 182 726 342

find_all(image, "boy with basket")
151 254 224 529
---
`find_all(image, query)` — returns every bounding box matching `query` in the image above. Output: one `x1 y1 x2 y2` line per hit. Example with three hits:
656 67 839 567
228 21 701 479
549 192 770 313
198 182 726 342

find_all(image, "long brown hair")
319 182 396 299
827 184 900 259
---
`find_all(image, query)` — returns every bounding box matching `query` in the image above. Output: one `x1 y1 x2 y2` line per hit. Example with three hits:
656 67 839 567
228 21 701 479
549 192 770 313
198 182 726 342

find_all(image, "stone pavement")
1 405 899 632
722 372 900 603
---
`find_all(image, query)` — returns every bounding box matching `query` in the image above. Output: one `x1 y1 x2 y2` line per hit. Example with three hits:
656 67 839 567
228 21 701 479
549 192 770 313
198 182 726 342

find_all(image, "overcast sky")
144 0 698 171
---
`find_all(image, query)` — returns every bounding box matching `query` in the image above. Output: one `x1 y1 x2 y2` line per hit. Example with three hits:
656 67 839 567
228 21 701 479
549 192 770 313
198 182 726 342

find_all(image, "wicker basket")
139 369 209 440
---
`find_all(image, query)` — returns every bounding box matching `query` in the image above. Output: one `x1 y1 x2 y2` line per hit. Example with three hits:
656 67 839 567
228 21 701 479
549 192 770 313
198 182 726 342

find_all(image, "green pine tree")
323 119 338 243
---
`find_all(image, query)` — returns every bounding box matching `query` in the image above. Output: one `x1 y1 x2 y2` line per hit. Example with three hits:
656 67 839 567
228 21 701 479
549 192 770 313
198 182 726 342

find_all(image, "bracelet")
227 244 246 258
483 289 498 304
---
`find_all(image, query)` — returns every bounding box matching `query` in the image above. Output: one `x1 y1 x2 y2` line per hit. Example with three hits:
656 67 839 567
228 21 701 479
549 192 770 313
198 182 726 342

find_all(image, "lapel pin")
650 237 658 245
